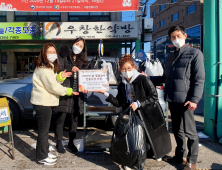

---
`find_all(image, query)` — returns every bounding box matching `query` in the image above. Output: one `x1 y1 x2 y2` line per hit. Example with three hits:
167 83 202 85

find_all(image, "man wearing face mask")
148 26 205 170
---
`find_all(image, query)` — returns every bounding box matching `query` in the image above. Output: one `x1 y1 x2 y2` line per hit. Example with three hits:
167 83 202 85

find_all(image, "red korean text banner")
0 0 139 12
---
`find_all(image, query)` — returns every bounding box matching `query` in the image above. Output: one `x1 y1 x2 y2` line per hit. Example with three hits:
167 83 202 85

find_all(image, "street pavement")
0 96 222 170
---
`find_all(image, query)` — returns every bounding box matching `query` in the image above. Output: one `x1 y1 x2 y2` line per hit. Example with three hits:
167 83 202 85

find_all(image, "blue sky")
121 0 156 54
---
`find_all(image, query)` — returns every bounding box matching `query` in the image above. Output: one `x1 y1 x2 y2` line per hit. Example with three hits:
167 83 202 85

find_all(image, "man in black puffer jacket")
150 26 205 170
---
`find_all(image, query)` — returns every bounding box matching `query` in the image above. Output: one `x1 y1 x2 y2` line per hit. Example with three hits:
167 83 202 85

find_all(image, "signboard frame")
78 69 109 92
44 21 139 40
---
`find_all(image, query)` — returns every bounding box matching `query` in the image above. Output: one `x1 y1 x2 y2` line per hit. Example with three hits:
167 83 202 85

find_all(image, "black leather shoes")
68 142 78 154
164 156 187 164
56 140 66 154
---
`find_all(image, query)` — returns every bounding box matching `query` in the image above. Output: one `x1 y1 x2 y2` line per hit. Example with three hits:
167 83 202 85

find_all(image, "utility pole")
204 0 222 141
135 0 143 53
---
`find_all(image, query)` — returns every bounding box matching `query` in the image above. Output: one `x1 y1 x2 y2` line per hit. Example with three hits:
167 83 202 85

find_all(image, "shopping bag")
145 58 155 76
152 61 159 76
156 59 164 76
86 55 101 69
101 59 118 84
110 108 146 170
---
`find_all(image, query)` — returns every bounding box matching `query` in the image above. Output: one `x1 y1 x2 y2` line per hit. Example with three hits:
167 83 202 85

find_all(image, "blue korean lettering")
5 27 14 34
15 27 22 34
0 28 4 34
29 26 36 35
23 27 29 34
1 110 6 116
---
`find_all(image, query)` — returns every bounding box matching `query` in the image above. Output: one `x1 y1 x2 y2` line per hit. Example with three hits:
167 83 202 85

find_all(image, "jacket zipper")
184 77 187 91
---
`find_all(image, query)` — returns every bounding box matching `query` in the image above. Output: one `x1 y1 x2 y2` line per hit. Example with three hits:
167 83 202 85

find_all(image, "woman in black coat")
55 38 88 154
94 55 171 170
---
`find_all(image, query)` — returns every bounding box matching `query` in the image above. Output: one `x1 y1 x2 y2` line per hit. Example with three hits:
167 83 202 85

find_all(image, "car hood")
0 78 21 84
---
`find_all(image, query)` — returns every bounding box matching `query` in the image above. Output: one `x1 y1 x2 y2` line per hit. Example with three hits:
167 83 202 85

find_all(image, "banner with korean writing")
0 22 43 40
0 98 11 127
44 21 139 39
0 0 139 12
78 70 109 91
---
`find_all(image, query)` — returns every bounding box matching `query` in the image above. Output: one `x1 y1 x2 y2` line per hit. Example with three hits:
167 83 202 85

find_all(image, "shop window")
159 3 165 12
172 0 178 3
38 12 60 16
159 19 166 27
69 12 90 16
14 12 61 21
186 26 201 50
0 11 6 22
68 12 110 21
153 10 157 17
187 4 196 15
90 12 110 15
171 12 179 22
15 52 39 78
153 25 157 31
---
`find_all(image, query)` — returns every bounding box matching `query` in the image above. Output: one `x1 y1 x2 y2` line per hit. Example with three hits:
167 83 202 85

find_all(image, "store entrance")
15 52 39 78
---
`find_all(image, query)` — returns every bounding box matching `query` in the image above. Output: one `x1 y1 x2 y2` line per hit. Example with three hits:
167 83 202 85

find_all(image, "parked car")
0 57 119 128
0 57 166 128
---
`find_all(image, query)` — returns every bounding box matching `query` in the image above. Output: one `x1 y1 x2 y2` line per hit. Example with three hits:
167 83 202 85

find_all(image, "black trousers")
33 105 52 160
55 99 79 141
169 102 199 164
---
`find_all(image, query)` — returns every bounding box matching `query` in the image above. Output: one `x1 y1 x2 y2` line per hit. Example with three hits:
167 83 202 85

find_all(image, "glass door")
16 52 39 78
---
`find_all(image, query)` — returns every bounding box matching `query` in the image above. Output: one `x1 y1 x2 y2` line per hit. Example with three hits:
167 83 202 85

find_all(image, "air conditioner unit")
143 18 153 30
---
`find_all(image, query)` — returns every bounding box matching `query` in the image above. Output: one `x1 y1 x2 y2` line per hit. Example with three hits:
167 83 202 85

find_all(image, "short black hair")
168 26 186 39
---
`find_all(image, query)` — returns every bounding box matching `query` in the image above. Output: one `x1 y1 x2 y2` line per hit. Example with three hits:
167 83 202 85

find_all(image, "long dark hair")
71 38 88 68
36 43 59 73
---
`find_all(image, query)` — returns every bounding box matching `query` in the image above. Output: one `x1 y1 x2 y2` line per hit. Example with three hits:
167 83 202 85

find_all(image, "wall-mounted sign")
0 0 138 12
0 22 43 40
0 21 138 40
1 54 8 64
44 21 139 39
136 50 147 61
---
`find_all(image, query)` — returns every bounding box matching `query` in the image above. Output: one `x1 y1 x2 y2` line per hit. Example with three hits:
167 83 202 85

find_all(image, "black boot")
56 140 66 153
68 132 78 154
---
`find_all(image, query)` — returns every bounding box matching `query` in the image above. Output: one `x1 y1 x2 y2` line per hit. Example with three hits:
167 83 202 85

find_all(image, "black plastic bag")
110 108 147 170
139 60 146 72
113 57 122 84
86 55 101 69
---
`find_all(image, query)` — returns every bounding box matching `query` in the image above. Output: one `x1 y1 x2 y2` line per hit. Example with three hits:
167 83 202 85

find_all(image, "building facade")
150 0 203 64
0 11 138 78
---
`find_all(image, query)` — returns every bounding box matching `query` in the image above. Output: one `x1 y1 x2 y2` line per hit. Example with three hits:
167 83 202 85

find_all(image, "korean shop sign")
0 0 139 12
0 22 43 40
44 21 139 39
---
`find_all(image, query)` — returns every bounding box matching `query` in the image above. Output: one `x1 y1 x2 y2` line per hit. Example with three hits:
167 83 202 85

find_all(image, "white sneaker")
156 158 162 161
124 166 132 170
48 153 57 159
38 157 57 165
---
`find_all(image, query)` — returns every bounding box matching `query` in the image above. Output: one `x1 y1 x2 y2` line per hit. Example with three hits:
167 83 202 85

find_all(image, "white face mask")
122 70 134 79
172 38 185 48
72 46 82 54
47 54 57 63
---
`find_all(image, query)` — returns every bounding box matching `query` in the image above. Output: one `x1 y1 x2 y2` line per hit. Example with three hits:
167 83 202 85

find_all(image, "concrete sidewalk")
0 100 222 170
